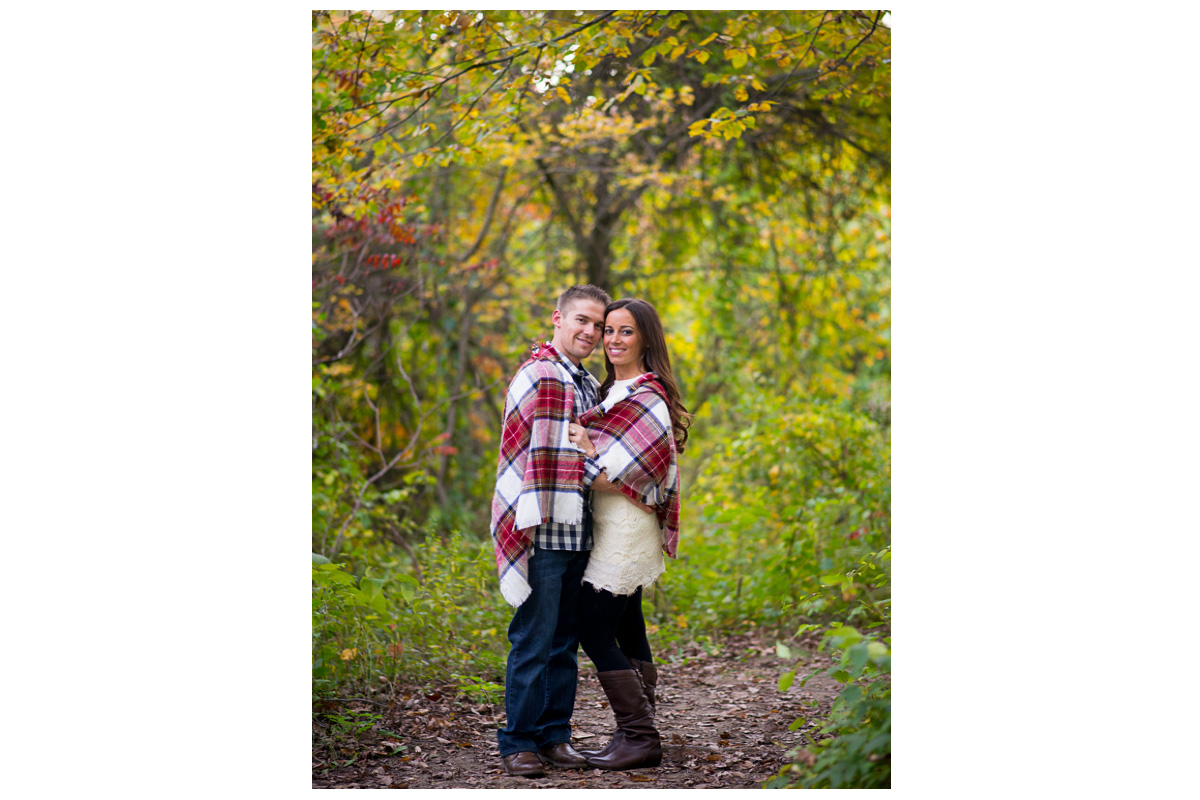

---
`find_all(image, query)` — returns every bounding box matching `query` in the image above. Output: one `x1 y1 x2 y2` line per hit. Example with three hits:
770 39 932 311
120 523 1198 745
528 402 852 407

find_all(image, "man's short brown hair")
556 284 611 312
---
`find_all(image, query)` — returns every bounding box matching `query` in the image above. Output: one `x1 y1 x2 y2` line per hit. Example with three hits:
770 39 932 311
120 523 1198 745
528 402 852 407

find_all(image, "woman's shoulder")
628 373 668 404
603 374 663 408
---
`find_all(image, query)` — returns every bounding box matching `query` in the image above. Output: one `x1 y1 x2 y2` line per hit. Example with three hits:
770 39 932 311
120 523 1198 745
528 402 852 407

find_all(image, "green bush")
665 393 890 637
769 623 891 789
312 531 510 702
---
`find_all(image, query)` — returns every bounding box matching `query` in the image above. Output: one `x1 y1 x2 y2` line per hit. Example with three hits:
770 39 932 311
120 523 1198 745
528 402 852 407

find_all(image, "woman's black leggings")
578 584 653 672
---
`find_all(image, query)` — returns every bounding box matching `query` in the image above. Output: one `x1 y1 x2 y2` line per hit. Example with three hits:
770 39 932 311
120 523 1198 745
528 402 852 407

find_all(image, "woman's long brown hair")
598 298 693 453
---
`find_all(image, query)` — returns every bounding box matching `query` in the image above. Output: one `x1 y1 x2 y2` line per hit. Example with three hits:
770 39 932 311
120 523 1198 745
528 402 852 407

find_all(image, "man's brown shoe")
501 751 545 778
538 742 589 768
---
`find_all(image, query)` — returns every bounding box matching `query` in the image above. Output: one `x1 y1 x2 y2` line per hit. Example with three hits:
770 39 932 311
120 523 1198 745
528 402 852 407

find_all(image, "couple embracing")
489 285 692 778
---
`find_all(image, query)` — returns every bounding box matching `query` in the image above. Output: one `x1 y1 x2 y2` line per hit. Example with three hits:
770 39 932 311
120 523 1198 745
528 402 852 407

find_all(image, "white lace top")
581 375 665 595
583 491 665 595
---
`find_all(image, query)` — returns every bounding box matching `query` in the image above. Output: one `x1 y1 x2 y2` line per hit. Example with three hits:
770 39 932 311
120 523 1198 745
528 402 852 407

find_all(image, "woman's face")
604 307 644 372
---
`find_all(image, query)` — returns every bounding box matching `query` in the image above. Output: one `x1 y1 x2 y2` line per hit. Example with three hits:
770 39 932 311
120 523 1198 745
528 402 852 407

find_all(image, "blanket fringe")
500 575 532 608
514 493 543 530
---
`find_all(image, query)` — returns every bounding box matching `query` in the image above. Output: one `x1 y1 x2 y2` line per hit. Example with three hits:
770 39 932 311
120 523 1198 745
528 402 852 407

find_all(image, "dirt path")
313 633 843 789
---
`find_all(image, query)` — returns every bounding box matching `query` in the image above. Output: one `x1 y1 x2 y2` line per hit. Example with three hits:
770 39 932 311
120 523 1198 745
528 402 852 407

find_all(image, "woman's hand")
567 422 597 458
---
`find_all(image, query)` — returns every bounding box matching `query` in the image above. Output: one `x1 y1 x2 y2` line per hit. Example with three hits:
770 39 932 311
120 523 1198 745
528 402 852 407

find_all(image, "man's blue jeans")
497 547 589 756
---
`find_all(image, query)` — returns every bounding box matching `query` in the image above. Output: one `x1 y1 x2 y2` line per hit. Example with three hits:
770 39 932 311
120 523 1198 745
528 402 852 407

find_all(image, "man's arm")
592 470 656 514
591 470 616 493
581 453 603 490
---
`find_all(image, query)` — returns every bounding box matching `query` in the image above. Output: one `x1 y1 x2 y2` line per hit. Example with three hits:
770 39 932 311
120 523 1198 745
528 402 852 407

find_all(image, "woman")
566 298 691 771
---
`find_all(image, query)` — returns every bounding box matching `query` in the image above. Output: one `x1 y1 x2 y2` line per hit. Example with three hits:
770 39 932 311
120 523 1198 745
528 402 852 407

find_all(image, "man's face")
551 298 606 364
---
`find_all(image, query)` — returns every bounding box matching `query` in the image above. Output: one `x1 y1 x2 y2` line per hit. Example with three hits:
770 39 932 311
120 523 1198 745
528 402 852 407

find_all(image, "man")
489 284 614 778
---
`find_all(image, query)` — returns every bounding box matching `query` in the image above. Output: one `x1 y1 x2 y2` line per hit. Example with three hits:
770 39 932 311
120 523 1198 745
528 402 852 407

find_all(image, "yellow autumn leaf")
735 86 748 102
340 648 357 660
555 86 571 104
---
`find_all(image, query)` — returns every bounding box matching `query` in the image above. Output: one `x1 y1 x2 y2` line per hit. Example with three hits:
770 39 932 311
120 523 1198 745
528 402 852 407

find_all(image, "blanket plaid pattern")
576 373 681 558
490 342 588 607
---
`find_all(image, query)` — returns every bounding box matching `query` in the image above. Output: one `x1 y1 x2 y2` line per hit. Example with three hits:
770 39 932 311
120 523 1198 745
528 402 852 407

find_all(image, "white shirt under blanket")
582 490 665 595
581 376 666 595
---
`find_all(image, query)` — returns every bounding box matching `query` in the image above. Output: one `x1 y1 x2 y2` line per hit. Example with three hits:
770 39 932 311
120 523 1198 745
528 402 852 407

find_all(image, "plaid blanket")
576 373 681 558
490 342 596 607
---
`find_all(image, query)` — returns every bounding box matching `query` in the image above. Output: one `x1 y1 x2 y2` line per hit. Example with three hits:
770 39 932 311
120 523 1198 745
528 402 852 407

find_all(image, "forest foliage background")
312 10 890 787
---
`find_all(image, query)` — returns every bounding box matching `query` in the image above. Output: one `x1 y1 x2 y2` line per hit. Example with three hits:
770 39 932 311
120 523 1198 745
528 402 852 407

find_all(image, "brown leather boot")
579 728 625 760
580 660 660 760
629 658 658 711
585 669 662 770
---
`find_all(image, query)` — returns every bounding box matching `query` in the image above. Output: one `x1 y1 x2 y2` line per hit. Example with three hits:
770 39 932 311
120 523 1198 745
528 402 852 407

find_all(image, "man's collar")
529 340 592 380
560 354 591 379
